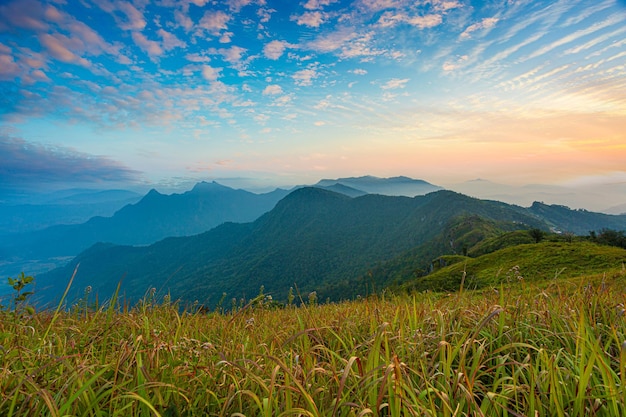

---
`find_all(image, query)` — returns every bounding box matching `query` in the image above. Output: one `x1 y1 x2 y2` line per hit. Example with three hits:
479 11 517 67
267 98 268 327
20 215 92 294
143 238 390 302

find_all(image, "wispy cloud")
459 17 499 40
381 78 409 89
523 14 623 61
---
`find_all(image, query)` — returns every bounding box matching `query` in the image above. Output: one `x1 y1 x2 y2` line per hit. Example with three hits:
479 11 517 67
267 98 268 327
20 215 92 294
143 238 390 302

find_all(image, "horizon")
2 173 626 214
1 0 625 197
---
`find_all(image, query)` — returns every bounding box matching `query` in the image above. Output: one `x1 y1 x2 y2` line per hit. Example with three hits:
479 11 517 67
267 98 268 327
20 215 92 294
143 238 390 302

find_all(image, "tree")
529 228 544 243
596 229 626 249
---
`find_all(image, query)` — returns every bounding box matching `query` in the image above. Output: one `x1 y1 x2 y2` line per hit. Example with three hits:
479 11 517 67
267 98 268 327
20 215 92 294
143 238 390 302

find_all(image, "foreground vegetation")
2 269 626 416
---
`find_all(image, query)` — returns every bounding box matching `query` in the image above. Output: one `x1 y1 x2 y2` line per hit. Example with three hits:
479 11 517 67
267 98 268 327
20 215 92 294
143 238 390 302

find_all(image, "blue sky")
1 0 625 192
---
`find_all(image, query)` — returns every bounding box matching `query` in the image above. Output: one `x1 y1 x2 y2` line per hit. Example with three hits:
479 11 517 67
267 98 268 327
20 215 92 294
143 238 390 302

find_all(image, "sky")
1 0 625 193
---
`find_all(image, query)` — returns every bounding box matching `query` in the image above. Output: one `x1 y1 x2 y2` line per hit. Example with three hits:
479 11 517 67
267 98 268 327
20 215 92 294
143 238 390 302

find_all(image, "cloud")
350 68 367 75
95 0 146 31
0 48 21 80
407 14 443 29
131 32 164 58
218 45 246 65
523 14 624 61
185 53 211 62
460 17 499 40
263 40 290 59
293 69 319 86
38 33 91 66
377 11 442 29
199 10 231 34
304 0 338 10
0 0 49 31
0 136 140 188
307 29 356 53
227 0 253 12
201 65 221 81
431 0 462 12
292 11 326 27
263 84 283 95
157 28 186 50
381 78 409 89
358 0 402 13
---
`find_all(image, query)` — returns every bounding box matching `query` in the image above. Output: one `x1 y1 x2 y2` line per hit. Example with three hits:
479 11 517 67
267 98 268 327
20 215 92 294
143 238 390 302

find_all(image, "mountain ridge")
37 188 562 307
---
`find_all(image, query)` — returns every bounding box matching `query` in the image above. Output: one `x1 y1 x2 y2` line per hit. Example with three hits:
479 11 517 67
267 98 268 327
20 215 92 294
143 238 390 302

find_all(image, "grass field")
1 270 626 416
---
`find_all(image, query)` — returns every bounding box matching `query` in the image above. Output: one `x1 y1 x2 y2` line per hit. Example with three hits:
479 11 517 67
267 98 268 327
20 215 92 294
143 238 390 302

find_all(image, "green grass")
2 266 626 416
407 241 626 292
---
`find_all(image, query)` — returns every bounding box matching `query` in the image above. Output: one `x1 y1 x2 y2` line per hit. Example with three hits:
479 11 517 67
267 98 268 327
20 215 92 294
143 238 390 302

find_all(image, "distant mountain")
0 190 141 234
527 202 626 235
605 203 626 215
315 175 443 196
448 179 626 214
315 183 368 197
37 188 552 307
1 181 290 260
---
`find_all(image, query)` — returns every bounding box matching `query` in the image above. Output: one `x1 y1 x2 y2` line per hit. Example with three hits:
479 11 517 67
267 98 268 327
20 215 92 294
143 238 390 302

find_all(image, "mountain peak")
190 181 230 193
143 188 163 199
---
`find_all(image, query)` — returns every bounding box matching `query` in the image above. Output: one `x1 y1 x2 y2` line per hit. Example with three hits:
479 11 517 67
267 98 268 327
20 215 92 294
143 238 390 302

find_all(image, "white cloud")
358 0 401 12
377 11 442 29
274 95 292 106
351 68 367 75
307 29 356 53
157 29 186 50
219 32 233 43
407 14 443 29
293 69 319 86
263 84 283 95
292 11 325 27
174 10 193 31
39 33 91 66
339 35 381 58
227 0 254 12
217 45 247 66
431 0 462 12
304 0 337 10
0 52 21 80
460 17 499 40
263 40 290 59
523 14 624 61
95 1 145 31
442 55 468 72
201 65 221 81
199 10 230 34
381 78 409 89
185 53 211 62
132 32 163 58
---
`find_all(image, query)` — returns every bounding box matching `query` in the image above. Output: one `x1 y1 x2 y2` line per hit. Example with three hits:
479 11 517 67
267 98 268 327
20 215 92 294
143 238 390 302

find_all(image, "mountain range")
35 186 626 308
0 182 290 261
1 176 441 263
449 179 626 214
0 189 141 235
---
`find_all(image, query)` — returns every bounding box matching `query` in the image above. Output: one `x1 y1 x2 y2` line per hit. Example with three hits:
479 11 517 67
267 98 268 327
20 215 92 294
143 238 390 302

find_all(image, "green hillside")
37 189 547 307
37 187 626 309
405 241 626 292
